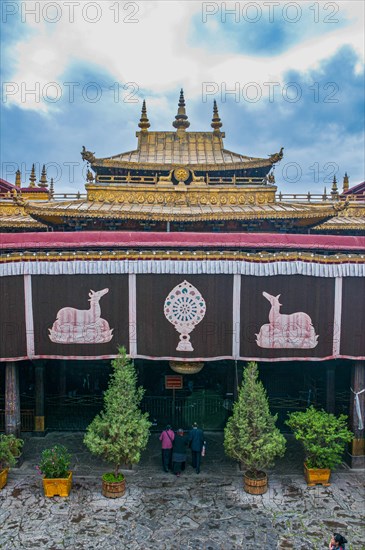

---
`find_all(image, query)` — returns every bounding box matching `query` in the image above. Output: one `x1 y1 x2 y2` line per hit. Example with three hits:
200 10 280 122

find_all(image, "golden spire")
39 164 48 188
343 172 349 192
29 164 36 187
173 89 190 132
138 100 150 132
331 175 338 199
15 169 21 187
211 100 223 134
49 177 54 199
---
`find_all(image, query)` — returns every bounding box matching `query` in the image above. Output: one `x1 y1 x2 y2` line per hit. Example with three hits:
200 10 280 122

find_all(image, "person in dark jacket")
189 422 205 474
172 429 188 476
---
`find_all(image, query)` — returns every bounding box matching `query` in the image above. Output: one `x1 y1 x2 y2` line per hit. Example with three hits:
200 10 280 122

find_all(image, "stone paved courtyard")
0 433 364 549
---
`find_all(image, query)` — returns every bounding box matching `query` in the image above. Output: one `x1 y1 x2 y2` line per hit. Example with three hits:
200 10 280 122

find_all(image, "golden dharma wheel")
169 361 204 374
173 167 189 182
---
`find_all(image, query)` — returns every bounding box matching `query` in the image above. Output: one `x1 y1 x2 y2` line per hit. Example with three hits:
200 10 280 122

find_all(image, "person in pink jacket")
159 424 175 472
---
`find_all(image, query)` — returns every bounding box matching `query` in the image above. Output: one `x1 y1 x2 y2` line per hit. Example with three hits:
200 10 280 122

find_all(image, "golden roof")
313 203 365 231
25 198 335 223
0 199 47 229
84 92 283 172
94 132 277 171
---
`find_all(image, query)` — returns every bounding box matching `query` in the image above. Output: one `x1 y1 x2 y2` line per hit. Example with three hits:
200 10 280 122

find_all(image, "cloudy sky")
1 0 364 193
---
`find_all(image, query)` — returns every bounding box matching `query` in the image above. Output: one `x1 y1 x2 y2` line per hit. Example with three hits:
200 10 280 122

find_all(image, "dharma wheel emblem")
164 280 206 352
173 167 189 182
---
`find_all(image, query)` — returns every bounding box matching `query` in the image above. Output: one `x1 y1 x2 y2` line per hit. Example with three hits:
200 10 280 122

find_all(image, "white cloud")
3 0 364 112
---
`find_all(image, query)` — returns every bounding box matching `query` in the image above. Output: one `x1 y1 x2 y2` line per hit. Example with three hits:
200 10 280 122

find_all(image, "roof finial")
49 177 54 199
29 164 36 187
343 172 349 192
39 164 48 188
211 100 223 134
331 175 338 199
15 169 21 187
138 100 150 132
173 89 190 132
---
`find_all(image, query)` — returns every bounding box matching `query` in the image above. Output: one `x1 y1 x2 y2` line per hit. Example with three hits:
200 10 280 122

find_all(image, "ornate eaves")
24 199 335 223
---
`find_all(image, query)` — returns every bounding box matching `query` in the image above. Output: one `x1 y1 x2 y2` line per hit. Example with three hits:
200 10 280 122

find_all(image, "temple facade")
1 93 364 468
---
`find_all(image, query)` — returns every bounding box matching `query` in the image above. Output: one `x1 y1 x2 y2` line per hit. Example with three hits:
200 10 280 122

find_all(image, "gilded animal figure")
81 146 96 164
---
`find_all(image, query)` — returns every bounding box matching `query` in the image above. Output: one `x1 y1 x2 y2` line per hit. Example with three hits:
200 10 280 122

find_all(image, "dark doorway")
136 360 235 431
44 360 111 430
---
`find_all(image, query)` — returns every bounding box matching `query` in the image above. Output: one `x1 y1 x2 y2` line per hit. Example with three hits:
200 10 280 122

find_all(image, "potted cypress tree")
286 406 353 486
84 347 151 498
224 362 286 494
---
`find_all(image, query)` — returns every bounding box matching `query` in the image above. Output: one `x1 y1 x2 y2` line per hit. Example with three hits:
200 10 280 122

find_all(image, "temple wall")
1 262 364 362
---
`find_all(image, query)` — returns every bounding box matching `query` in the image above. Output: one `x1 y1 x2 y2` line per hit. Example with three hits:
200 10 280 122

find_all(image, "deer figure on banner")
256 291 319 349
49 288 114 344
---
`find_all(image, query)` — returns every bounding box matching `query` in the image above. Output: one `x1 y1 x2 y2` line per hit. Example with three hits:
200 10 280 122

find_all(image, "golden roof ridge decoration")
172 89 190 132
29 163 37 187
138 100 150 132
80 91 284 170
211 100 223 135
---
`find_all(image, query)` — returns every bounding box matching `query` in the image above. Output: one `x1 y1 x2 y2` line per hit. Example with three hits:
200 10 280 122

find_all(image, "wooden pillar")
5 361 21 437
34 363 45 433
347 361 365 468
326 364 336 414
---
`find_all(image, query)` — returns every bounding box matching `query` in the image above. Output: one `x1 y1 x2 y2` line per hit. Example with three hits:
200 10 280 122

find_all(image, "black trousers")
191 450 201 472
162 449 172 471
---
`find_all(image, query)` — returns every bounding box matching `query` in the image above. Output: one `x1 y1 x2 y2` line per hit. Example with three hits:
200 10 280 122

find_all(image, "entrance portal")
136 360 235 431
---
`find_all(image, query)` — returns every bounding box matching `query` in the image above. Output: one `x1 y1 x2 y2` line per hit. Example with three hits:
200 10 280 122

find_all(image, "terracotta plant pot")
102 478 126 498
304 463 331 486
43 471 72 497
243 471 268 495
0 468 9 490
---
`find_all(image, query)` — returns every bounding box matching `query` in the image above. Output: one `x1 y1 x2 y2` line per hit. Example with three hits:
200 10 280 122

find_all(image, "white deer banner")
239 274 336 360
49 288 114 344
0 272 364 362
30 274 129 358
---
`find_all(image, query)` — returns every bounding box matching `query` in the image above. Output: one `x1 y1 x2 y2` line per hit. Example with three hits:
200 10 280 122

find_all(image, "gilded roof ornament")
13 194 26 206
333 197 350 211
81 146 96 164
211 100 223 134
138 100 150 132
343 172 349 192
49 178 54 199
39 164 48 188
29 163 36 187
269 147 284 164
173 89 190 132
331 175 339 199
267 172 275 184
87 169 95 183
15 169 21 187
